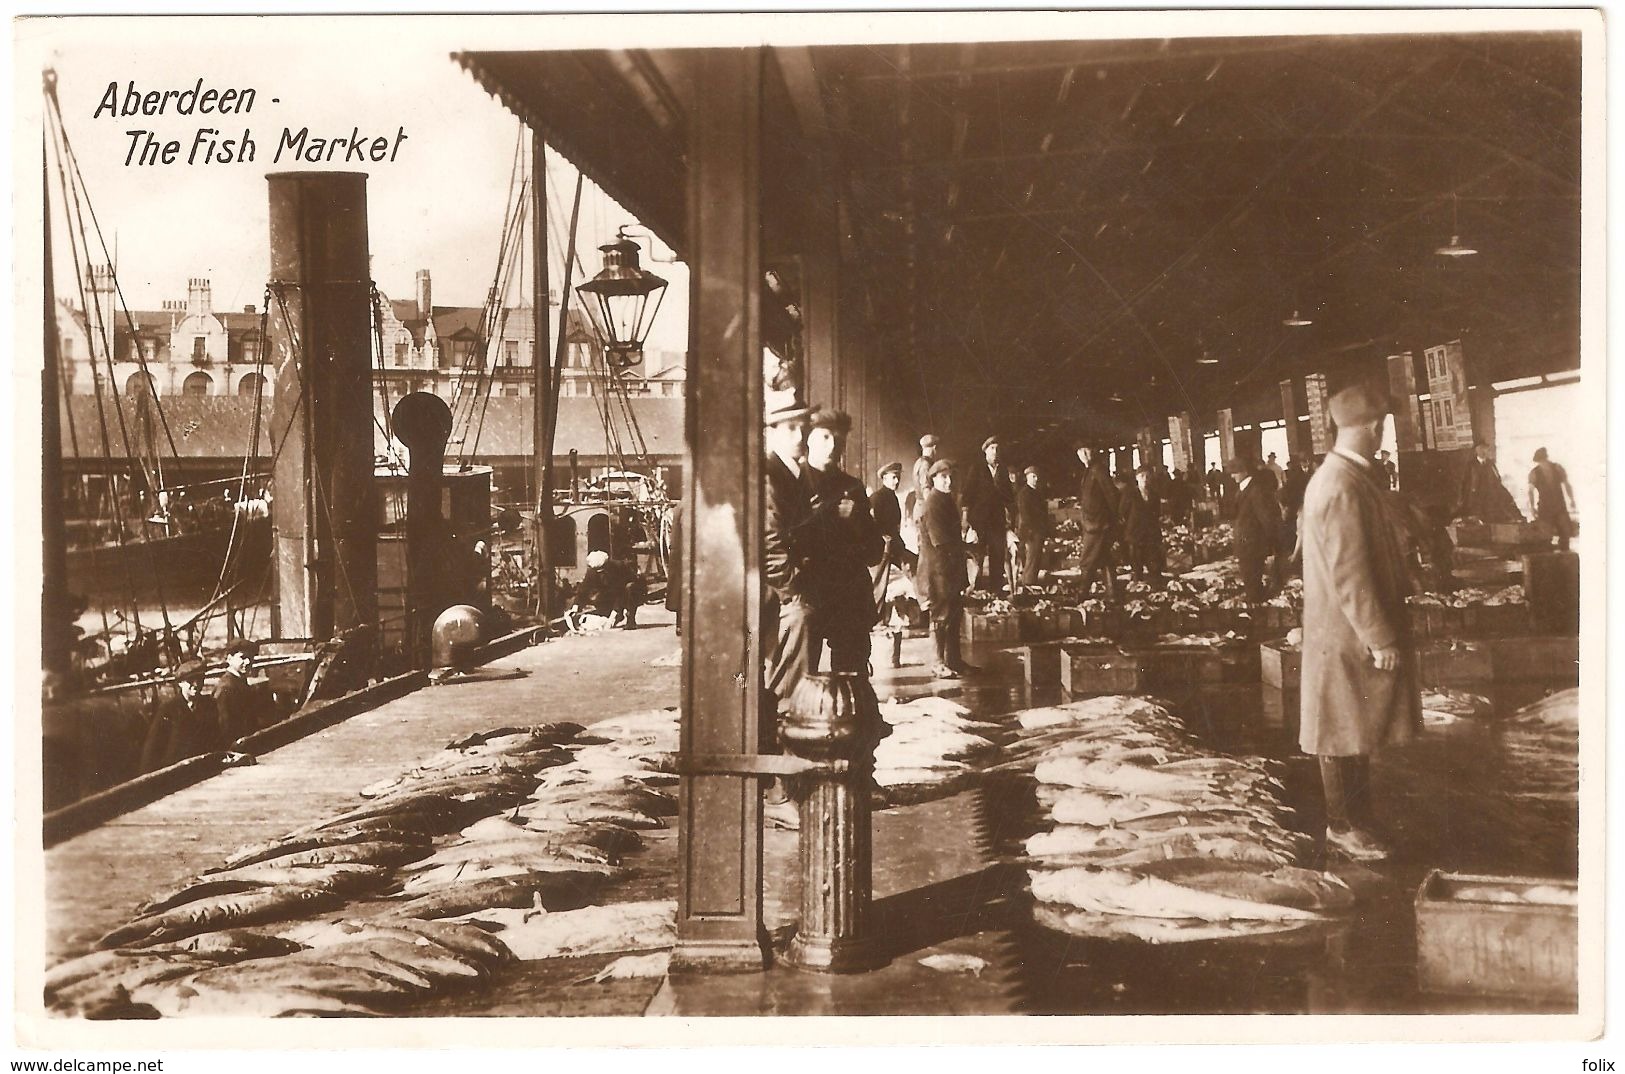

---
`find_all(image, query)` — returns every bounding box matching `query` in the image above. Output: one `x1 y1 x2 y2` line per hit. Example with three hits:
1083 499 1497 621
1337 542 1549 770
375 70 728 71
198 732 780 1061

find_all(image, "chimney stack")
187 277 212 318
415 269 432 319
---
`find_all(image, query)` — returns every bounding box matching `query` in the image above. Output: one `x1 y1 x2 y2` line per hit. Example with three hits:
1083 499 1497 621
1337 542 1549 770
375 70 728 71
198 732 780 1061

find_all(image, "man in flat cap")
1014 465 1051 588
1075 444 1120 599
762 398 817 829
1227 453 1282 604
870 461 915 667
917 459 973 678
804 409 884 674
961 436 1016 593
1299 382 1421 862
1117 466 1164 584
910 434 941 523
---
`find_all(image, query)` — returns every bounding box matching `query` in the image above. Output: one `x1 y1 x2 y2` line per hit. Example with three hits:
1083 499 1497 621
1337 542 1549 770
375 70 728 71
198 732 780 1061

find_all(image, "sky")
28 16 690 354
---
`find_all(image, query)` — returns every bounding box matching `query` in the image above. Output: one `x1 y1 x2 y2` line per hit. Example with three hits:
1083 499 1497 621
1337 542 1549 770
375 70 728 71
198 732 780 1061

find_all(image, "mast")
531 130 553 621
42 112 71 679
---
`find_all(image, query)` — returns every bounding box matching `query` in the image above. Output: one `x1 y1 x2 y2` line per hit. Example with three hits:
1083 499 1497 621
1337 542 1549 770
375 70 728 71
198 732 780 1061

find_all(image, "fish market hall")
39 25 1589 1022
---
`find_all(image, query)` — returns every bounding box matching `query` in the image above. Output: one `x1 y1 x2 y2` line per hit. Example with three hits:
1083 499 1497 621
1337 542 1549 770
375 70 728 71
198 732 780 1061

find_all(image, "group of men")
137 640 265 774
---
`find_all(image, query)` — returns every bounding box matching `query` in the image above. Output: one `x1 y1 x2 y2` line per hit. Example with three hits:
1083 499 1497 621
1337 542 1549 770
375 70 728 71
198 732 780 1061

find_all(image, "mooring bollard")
779 670 888 973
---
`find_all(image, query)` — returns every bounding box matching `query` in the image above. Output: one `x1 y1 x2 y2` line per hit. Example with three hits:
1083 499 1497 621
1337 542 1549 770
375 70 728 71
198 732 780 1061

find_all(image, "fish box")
1488 635 1579 683
1054 607 1085 635
1448 520 1490 547
1407 605 1434 638
1490 521 1546 546
1060 645 1141 696
1019 642 1065 690
1419 640 1493 687
1140 645 1224 687
1414 870 1577 1002
1468 602 1530 637
1020 609 1062 642
1259 641 1302 690
1523 552 1579 635
1220 641 1262 683
963 611 1022 645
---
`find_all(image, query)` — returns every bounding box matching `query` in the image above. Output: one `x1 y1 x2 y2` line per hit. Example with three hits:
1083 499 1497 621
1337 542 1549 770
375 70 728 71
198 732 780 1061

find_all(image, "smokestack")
415 269 431 319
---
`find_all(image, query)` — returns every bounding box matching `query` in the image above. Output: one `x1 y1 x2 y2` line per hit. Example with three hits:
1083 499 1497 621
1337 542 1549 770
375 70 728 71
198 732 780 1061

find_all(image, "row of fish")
1500 688 1578 804
873 696 1004 805
1009 695 1355 944
51 714 687 1017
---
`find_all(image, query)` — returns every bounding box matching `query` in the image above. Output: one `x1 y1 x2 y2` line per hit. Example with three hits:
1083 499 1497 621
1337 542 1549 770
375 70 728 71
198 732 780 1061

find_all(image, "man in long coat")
762 399 817 829
1454 442 1521 522
1299 383 1421 862
960 436 1015 593
918 460 972 678
1228 454 1281 603
1013 466 1050 587
1117 468 1163 583
1075 445 1119 599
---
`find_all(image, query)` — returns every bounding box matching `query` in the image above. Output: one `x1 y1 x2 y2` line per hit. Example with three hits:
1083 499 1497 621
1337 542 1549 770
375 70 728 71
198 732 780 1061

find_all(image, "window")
502 385 520 397
241 341 258 364
183 371 212 396
395 343 409 366
237 372 265 398
125 371 155 397
61 336 73 359
192 336 207 360
504 340 518 366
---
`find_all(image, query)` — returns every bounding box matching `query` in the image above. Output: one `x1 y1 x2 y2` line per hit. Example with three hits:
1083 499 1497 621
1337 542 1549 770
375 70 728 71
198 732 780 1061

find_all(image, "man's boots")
1319 754 1388 862
890 630 904 669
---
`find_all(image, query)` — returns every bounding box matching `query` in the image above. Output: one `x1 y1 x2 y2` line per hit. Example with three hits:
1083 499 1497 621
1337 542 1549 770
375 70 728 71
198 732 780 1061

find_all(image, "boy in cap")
1299 382 1421 861
960 435 1015 593
214 640 262 748
910 434 940 522
804 409 884 673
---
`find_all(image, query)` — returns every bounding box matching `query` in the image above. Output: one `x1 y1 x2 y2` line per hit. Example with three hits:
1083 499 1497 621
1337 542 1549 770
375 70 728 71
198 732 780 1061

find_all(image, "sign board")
1279 378 1307 460
1305 373 1331 454
1167 415 1186 472
1387 352 1423 452
1423 339 1475 449
1217 408 1235 465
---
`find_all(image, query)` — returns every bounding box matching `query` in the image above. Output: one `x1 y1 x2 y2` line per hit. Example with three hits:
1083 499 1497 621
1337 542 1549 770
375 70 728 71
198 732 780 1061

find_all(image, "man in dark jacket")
960 436 1014 594
762 399 817 830
213 640 261 747
1454 442 1522 522
1228 454 1281 603
805 410 885 673
139 664 215 771
918 459 973 678
570 549 646 628
1278 456 1311 575
870 461 914 593
1118 468 1165 583
1075 445 1119 599
1014 466 1050 587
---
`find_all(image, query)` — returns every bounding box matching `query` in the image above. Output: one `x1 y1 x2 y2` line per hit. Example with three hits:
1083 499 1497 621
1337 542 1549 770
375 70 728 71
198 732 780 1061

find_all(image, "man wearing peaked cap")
1299 380 1418 864
910 434 941 522
917 458 974 678
1014 464 1050 587
870 462 915 607
804 408 883 675
1227 454 1280 604
961 435 1015 593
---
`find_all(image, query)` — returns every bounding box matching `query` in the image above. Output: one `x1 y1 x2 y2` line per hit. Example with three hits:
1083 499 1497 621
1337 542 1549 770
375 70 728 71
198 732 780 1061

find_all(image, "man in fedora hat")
804 409 884 674
960 435 1015 593
910 433 941 522
1075 443 1120 599
762 397 817 829
1299 382 1421 862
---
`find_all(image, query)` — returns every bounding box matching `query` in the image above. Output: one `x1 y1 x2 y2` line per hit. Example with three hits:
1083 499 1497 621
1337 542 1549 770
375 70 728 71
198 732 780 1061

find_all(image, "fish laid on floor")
245 840 432 871
218 823 433 871
1045 789 1258 828
136 959 418 1016
449 900 676 961
358 751 569 799
917 953 989 976
1025 830 1295 869
379 869 610 920
444 722 585 751
50 954 226 1013
459 814 645 855
98 885 348 950
1131 859 1356 913
1031 902 1318 945
1029 866 1320 923
278 918 513 968
581 952 670 983
1017 696 1175 731
138 864 392 917
400 856 620 894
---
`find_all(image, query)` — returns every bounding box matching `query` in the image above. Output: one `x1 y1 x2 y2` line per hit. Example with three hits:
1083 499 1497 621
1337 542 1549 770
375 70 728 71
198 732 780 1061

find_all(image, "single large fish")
1025 829 1294 868
458 813 644 854
445 722 585 751
138 864 392 917
137 959 416 1015
50 954 221 1012
1031 901 1316 944
1132 859 1357 914
246 840 431 871
380 869 610 919
295 794 466 836
1034 757 1218 796
219 823 433 871
1044 789 1249 827
98 885 347 950
449 899 676 961
359 751 568 799
277 918 512 968
1029 867 1320 922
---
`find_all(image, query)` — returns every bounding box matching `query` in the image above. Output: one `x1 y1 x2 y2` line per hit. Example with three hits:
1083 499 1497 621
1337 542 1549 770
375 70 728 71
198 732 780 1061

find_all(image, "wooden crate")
1489 521 1546 546
1060 645 1141 696
1419 640 1493 687
1415 871 1577 1002
1524 552 1579 635
1259 641 1302 690
963 611 1022 645
1448 520 1490 547
1488 635 1579 683
1019 609 1062 642
1219 641 1262 684
1140 645 1224 687
1018 641 1065 691
1054 607 1085 636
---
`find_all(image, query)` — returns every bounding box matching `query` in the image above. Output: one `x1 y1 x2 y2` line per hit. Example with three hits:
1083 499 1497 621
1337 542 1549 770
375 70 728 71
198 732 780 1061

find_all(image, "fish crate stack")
1415 871 1578 1002
1258 639 1301 690
1059 643 1142 697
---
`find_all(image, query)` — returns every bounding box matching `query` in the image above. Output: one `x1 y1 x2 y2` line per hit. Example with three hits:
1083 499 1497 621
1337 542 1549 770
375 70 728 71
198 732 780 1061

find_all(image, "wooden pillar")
41 140 71 679
1280 378 1311 462
531 131 554 621
266 172 378 648
673 47 770 974
1217 408 1236 466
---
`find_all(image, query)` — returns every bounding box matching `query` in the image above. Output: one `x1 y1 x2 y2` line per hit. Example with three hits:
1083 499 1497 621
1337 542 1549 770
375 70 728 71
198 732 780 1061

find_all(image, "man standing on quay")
1299 383 1421 862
